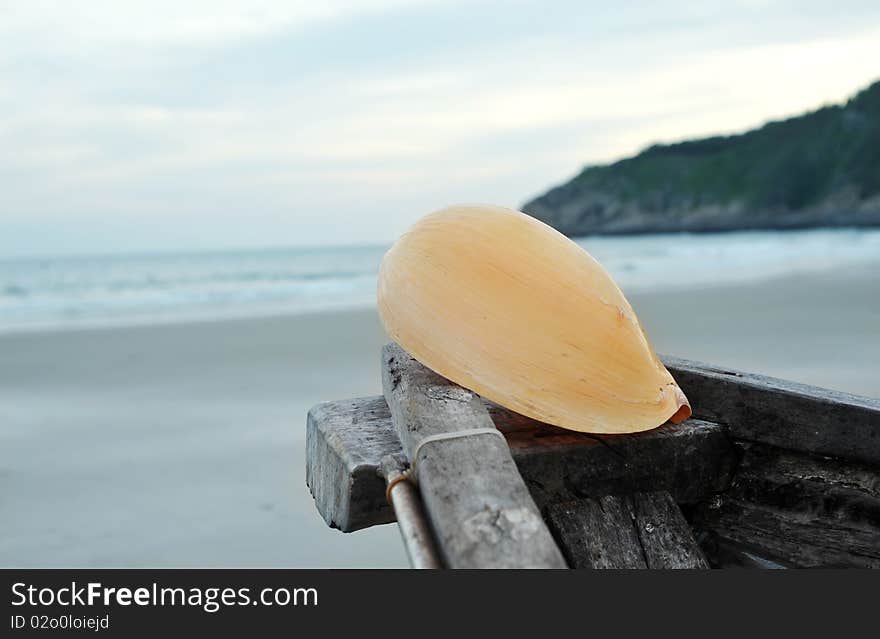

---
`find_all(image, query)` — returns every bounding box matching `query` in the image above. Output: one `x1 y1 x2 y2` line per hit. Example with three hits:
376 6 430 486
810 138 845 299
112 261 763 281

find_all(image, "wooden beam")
664 355 880 465
506 408 736 509
547 496 647 568
306 396 397 532
381 343 566 568
545 492 709 569
694 500 880 568
306 396 736 532
691 442 880 568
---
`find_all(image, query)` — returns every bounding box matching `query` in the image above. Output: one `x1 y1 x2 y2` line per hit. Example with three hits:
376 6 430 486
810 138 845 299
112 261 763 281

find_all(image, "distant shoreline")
567 220 880 237
523 80 880 238
2 227 879 337
4 221 880 265
0 258 877 341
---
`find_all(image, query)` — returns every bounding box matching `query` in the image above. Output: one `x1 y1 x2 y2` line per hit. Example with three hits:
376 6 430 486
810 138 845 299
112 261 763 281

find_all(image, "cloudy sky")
2 0 879 257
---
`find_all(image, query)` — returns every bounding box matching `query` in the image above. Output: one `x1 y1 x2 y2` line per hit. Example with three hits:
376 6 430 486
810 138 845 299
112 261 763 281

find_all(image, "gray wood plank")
693 499 880 568
381 343 567 568
631 492 710 569
546 492 709 569
691 442 880 568
305 396 397 531
508 409 736 509
545 497 647 568
663 355 880 465
727 442 880 523
306 396 736 531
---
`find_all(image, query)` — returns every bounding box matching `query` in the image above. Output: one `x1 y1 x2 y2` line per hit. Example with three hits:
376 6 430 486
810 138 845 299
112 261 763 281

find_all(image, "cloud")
1 1 879 256
0 1 438 45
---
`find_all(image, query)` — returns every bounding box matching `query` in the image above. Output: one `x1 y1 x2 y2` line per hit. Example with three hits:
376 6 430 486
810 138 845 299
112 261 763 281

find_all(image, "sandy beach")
1 265 878 567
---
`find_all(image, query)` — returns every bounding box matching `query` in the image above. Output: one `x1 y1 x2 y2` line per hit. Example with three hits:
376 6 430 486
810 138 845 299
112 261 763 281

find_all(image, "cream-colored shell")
377 204 690 434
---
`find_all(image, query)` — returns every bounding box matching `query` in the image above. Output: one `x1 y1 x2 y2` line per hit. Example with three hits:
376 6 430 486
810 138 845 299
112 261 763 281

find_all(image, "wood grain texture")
507 408 736 509
664 355 880 465
546 496 647 568
306 395 736 532
546 492 709 569
305 397 397 531
691 442 880 568
381 343 567 568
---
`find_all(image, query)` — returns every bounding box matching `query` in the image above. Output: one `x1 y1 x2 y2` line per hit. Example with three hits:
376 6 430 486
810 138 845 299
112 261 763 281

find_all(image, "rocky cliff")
523 80 880 235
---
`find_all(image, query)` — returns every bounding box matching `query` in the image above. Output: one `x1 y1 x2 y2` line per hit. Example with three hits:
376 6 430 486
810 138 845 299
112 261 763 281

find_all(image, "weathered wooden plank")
305 396 397 531
695 536 787 569
546 492 709 569
726 442 880 527
663 355 880 465
306 395 736 531
693 499 880 568
546 496 647 568
691 442 880 568
631 492 711 568
507 409 736 509
381 343 567 568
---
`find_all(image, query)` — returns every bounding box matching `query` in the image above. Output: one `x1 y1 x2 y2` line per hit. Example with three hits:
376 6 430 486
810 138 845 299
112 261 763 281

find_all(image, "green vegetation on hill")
523 80 880 235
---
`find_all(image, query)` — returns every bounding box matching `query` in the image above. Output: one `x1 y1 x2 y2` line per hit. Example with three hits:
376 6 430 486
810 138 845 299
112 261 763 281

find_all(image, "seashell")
377 204 691 434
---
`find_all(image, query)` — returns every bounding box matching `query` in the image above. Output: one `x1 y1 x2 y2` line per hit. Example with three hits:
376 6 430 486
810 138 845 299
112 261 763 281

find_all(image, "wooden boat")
306 343 880 568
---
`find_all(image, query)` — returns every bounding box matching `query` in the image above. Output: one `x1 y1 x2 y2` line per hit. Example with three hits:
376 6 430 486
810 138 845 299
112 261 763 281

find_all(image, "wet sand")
0 265 877 566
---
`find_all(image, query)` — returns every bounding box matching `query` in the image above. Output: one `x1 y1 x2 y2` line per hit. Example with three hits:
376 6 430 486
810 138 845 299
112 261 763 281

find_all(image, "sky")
1 0 879 257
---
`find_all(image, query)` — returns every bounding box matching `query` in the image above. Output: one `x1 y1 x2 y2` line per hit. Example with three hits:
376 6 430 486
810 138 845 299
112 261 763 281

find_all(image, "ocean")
2 227 879 334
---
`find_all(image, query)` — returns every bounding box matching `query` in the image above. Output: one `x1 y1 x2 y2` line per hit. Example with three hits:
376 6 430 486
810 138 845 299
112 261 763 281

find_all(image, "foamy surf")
1 228 878 334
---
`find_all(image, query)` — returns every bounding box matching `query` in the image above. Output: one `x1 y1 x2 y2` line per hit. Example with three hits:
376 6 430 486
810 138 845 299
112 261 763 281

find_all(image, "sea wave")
1 228 878 333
